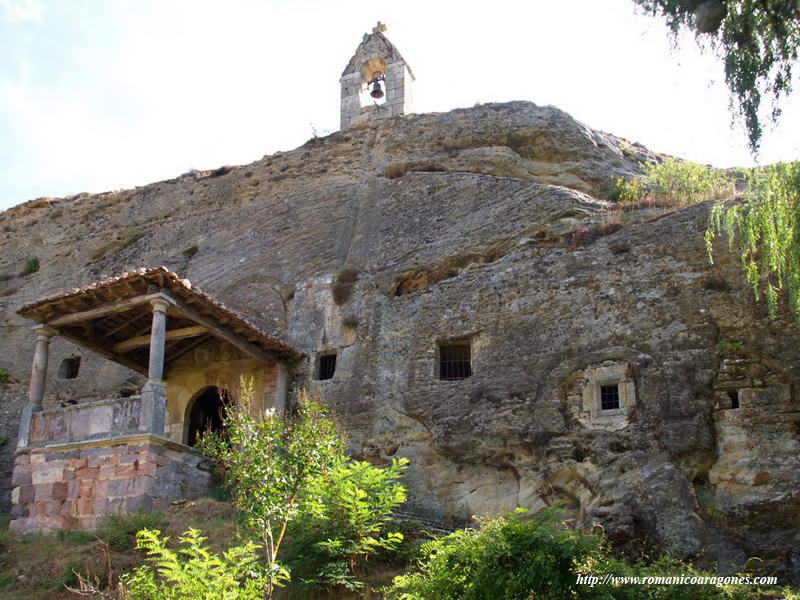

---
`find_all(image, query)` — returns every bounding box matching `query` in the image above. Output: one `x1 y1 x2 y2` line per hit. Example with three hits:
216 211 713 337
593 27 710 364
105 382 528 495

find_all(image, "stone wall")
10 435 210 533
1 101 800 578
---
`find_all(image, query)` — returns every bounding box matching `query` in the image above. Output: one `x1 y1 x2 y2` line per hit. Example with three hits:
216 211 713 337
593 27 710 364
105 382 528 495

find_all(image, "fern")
120 528 276 600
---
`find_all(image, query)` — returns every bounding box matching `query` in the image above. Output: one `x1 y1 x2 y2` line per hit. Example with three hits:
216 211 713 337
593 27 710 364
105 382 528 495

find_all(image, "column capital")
150 298 170 313
32 325 58 340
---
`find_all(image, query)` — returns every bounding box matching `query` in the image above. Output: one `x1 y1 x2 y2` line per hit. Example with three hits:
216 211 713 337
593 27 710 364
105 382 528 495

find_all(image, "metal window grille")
600 384 620 410
318 354 337 380
439 344 472 380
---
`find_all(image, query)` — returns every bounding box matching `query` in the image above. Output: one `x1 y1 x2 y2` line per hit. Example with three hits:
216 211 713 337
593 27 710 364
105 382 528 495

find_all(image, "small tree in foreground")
287 457 408 592
119 528 268 600
199 384 344 597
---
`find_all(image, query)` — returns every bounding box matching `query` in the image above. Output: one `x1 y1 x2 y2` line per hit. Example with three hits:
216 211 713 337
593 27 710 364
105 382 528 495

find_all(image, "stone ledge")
17 433 204 457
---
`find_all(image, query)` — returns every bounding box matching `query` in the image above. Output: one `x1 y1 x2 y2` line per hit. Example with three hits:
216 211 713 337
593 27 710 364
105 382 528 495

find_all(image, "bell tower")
340 22 414 130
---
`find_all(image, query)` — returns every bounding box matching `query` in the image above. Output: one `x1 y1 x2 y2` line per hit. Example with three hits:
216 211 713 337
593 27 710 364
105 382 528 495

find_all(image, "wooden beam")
46 293 174 327
105 312 148 337
57 330 149 376
170 302 276 365
165 334 212 366
114 325 209 353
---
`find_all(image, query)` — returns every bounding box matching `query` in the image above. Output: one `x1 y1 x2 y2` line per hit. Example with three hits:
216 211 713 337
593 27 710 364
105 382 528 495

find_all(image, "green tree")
287 458 409 592
706 161 800 318
199 383 344 597
633 0 800 153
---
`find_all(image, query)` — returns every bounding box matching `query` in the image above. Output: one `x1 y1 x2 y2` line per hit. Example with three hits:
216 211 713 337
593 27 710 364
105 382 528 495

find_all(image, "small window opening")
439 344 472 380
58 357 81 380
600 384 620 410
317 353 337 381
727 389 740 409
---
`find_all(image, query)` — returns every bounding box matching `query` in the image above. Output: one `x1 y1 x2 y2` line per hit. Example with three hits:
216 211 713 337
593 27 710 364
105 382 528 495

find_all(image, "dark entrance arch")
186 387 229 447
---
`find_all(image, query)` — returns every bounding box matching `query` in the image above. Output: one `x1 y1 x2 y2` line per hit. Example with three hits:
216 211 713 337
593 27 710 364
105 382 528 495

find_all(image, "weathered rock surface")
1 101 798 580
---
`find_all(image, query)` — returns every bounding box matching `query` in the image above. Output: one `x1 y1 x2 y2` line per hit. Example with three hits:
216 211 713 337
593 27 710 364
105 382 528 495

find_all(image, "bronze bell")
370 80 384 99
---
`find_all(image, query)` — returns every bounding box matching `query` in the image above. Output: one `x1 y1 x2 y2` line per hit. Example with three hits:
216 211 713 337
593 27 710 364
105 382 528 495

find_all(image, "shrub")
383 162 408 179
564 221 622 248
287 458 408 592
706 161 800 319
385 510 774 600
20 257 39 276
717 340 745 356
121 228 146 249
96 511 165 550
332 267 359 305
0 368 9 383
118 528 271 600
614 159 733 208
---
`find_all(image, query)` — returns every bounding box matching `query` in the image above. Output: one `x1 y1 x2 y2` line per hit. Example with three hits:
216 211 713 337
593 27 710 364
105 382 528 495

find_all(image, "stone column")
140 298 168 437
28 326 58 410
19 325 58 449
148 298 169 383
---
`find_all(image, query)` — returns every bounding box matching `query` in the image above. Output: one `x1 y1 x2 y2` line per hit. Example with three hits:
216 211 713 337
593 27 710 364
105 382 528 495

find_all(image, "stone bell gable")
340 22 414 130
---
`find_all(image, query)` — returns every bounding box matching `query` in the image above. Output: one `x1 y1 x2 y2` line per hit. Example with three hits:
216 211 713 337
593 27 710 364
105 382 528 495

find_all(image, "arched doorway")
185 387 229 447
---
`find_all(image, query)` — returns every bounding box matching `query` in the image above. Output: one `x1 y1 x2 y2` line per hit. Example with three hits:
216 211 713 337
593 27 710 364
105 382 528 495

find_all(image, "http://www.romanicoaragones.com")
576 574 778 588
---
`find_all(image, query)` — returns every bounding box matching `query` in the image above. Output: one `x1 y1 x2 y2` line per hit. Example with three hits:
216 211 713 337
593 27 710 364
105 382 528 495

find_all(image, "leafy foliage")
20 257 39 276
287 458 409 592
119 528 270 600
0 368 9 383
199 383 344 596
716 339 745 356
612 158 733 207
706 161 800 318
385 510 779 600
632 0 800 153
97 511 165 550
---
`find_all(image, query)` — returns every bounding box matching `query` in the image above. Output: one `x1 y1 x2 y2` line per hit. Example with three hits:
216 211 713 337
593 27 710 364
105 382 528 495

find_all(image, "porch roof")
17 266 302 375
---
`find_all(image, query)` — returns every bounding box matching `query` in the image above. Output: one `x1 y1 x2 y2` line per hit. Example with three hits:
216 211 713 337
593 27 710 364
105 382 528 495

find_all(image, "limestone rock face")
1 101 799 580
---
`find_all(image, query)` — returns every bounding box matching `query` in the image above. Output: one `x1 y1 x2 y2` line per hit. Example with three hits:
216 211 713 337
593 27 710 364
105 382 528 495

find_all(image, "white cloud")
0 0 44 23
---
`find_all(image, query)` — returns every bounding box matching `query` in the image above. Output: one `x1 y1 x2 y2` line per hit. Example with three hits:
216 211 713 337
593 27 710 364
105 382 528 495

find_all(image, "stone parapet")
9 434 210 533
24 387 167 449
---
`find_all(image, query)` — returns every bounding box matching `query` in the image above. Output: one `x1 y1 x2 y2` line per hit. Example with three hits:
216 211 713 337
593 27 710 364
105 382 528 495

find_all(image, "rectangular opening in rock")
600 384 620 410
439 344 471 380
58 356 81 380
318 353 337 380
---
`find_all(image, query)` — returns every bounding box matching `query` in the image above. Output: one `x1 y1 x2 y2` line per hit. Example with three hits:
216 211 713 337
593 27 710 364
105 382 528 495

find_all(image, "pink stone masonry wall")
10 438 210 533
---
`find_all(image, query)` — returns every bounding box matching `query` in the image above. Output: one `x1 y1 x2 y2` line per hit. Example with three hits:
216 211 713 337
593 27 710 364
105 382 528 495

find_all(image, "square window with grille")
439 344 472 380
600 384 620 410
317 353 337 381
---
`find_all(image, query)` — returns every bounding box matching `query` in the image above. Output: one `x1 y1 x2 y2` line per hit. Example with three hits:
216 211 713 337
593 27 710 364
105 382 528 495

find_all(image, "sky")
0 0 798 212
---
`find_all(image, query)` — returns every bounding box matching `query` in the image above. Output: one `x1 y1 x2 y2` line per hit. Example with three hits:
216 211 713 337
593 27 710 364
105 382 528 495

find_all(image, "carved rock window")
317 353 337 381
58 356 81 380
439 343 472 381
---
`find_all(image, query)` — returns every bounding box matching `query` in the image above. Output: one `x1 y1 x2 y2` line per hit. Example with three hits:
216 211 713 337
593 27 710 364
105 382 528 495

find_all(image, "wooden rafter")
46 293 170 327
57 330 148 375
114 325 209 353
170 301 276 365
165 334 212 366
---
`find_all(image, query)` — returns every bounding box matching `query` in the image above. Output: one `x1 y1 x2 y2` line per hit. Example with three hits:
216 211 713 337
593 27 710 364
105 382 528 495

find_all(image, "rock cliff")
1 101 798 580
